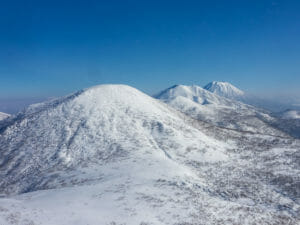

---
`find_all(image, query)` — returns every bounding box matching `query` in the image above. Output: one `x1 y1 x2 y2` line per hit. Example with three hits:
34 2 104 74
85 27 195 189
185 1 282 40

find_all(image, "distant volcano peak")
203 81 244 99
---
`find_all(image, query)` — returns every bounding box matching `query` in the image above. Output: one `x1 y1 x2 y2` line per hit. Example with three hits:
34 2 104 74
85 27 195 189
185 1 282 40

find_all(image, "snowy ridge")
203 81 244 99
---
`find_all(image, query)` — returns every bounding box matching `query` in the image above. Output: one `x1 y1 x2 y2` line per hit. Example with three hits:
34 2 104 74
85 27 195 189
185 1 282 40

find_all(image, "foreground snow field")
0 84 299 225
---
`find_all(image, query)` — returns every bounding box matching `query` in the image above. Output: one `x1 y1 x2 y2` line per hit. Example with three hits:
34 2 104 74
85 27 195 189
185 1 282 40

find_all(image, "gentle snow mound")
0 84 229 195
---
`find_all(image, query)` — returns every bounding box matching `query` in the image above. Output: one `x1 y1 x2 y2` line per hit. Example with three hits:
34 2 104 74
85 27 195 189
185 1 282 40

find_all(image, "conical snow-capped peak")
203 81 244 99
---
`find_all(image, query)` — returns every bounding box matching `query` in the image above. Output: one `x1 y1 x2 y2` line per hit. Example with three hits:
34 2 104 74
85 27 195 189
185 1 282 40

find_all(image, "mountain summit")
203 81 244 99
0 84 227 196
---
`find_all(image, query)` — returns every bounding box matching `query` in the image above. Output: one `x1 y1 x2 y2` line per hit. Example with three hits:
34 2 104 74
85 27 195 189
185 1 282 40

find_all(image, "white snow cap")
203 81 244 99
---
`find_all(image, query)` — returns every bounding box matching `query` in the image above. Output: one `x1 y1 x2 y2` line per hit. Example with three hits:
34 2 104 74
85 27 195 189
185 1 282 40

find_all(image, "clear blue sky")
1 0 300 99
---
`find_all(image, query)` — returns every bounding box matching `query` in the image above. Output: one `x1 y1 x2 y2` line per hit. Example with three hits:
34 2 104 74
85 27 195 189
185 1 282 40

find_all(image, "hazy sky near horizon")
1 0 300 99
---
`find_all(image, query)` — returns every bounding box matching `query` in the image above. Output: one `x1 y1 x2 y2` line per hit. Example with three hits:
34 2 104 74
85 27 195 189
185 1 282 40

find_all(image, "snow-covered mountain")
155 84 242 107
1 84 228 195
202 81 300 136
0 84 299 224
203 81 244 100
203 81 300 113
0 112 9 121
154 84 286 135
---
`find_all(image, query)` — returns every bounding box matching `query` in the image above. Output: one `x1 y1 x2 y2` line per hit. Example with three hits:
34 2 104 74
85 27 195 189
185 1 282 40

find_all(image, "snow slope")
1 84 229 195
268 110 300 138
0 84 299 224
0 112 9 121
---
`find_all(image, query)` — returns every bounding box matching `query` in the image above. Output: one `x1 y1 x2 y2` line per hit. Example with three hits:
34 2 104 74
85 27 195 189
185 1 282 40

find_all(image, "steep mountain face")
0 112 9 121
0 84 299 225
203 81 244 100
155 84 285 135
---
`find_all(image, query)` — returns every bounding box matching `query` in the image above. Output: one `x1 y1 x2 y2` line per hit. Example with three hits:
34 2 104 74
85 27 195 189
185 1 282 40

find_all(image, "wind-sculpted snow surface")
0 84 299 225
